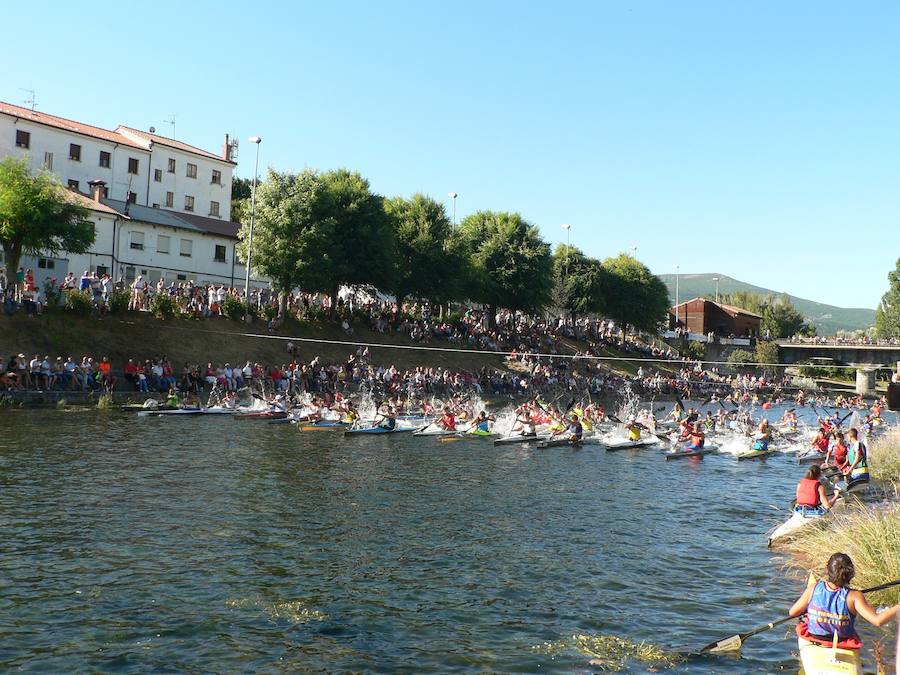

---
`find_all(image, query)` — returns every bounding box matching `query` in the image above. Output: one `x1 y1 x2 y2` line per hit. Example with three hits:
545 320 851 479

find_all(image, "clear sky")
4 1 899 308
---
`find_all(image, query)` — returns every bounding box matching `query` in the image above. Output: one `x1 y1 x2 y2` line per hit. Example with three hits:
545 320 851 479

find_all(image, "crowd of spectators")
788 333 900 347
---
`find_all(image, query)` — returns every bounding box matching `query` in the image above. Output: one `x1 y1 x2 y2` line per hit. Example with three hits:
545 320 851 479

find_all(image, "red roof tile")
116 126 235 165
0 101 146 149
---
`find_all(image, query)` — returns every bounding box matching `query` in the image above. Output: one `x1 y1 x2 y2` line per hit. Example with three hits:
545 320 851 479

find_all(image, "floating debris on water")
531 634 685 671
226 596 327 624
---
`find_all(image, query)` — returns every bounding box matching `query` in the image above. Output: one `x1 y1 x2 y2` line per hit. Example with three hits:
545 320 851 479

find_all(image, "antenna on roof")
164 114 176 139
20 88 36 111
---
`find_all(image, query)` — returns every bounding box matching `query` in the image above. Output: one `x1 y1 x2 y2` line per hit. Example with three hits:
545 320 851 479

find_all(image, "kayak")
767 505 830 547
737 448 778 461
604 437 659 452
412 425 460 437
344 426 415 436
493 433 550 446
798 449 827 465
138 407 203 417
665 445 718 460
234 410 288 419
537 438 583 449
798 636 861 674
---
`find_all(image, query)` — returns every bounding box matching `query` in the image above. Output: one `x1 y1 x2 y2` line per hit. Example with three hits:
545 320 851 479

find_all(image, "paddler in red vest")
686 422 705 450
438 407 456 431
824 431 848 471
789 553 899 649
809 429 830 458
795 465 839 511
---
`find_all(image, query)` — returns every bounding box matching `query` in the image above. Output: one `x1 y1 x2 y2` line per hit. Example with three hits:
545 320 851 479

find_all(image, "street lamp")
561 223 571 275
448 192 458 226
675 264 681 330
631 245 637 257
244 136 262 321
712 276 720 303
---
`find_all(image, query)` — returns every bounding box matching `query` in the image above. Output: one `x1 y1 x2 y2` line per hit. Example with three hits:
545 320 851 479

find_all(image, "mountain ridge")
656 273 875 335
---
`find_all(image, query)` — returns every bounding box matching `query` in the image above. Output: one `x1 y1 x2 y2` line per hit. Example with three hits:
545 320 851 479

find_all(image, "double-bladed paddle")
697 579 900 654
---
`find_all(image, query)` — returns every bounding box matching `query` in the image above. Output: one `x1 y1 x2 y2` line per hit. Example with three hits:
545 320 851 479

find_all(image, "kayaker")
750 420 771 451
165 387 180 408
795 465 839 511
438 407 456 431
809 429 829 458
564 414 583 442
843 429 869 483
824 431 848 471
624 416 643 442
686 422 705 450
469 411 494 434
789 553 900 647
376 406 397 431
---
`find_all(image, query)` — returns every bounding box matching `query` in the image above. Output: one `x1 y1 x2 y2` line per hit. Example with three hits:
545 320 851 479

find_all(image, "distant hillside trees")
875 258 900 338
715 290 813 339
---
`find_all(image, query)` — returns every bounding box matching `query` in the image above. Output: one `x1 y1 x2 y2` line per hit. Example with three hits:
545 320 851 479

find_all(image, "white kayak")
412 424 461 437
767 505 830 547
603 437 659 451
798 449 827 465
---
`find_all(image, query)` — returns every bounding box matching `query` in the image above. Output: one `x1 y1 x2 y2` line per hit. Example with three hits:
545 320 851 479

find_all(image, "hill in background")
657 273 875 335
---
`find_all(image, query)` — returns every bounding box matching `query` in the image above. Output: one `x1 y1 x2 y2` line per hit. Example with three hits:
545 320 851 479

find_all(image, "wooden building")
670 298 762 337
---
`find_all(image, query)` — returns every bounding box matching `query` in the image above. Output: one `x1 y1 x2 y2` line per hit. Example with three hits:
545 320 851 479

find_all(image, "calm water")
0 405 896 673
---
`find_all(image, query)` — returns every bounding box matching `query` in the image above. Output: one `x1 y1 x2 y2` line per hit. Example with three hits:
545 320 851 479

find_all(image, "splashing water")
225 596 327 624
531 634 685 671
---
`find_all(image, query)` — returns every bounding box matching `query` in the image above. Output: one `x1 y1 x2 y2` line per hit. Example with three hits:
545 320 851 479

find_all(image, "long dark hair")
805 465 822 480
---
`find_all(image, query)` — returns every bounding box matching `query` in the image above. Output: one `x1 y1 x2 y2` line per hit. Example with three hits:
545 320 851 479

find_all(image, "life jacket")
796 621 862 649
628 426 641 441
805 582 857 641
441 414 455 429
689 432 704 448
814 437 829 453
476 419 490 432
832 442 847 467
847 442 868 476
795 478 820 507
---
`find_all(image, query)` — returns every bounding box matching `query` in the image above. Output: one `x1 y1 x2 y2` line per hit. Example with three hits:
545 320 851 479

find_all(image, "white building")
0 100 266 289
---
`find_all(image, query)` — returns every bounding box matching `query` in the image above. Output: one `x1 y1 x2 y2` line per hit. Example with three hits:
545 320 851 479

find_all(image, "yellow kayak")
798 637 862 675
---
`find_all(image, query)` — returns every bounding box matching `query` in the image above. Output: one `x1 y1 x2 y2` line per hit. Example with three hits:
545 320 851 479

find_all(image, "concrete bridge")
777 341 900 395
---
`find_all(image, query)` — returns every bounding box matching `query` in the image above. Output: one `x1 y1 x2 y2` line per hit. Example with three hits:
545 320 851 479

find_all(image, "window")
125 266 136 282
43 152 53 170
99 151 111 168
128 157 139 174
209 201 220 217
214 244 226 262
180 239 193 257
68 179 80 190
157 235 170 254
130 231 145 250
15 129 30 148
176 274 187 281
37 258 56 270
154 168 162 182
69 143 81 161
102 186 109 198
184 195 194 212
165 191 174 208
186 163 197 179
212 169 221 185
152 203 160 209
127 191 137 204
167 158 176 173
96 265 108 277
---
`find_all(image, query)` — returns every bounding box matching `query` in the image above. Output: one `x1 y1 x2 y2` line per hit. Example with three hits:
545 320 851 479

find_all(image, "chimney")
223 133 231 162
87 179 106 203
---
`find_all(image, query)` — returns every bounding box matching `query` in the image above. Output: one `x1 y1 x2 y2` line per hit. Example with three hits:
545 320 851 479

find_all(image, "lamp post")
713 276 720 303
561 223 571 275
631 245 637 257
244 136 262 321
448 192 458 226
675 264 680 330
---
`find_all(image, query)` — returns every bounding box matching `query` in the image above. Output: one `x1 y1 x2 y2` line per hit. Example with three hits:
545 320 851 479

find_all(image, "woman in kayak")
795 465 839 511
789 553 900 646
751 420 771 451
843 428 869 483
824 431 848 471
686 422 705 450
809 429 830 458
438 407 456 431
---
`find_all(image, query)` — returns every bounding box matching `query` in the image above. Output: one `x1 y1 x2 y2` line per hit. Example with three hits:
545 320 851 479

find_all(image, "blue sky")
4 1 899 308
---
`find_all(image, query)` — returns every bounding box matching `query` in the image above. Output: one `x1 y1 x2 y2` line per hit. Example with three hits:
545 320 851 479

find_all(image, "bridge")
777 341 900 395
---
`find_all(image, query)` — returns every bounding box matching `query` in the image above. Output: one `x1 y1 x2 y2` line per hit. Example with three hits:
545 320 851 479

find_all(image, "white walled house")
0 100 266 290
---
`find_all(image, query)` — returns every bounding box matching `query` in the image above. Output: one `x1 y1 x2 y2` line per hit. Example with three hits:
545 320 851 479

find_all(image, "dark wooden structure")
670 298 762 337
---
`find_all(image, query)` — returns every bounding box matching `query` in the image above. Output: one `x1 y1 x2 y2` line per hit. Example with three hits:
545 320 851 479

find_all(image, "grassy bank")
869 429 900 484
782 504 900 605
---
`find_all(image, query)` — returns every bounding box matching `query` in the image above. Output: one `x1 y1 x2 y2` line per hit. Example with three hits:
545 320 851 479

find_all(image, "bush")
682 341 706 360
869 429 900 484
222 294 247 321
726 348 755 370
65 290 93 315
109 289 130 314
149 292 177 320
263 305 278 321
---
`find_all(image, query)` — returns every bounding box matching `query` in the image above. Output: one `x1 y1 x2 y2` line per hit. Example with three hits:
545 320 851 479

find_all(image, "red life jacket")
814 437 828 453
796 620 862 650
796 478 820 507
832 442 848 466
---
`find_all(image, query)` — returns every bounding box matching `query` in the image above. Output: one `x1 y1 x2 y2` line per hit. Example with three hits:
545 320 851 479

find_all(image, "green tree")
552 244 606 320
317 169 394 312
718 290 767 315
727 348 756 370
761 294 810 339
231 176 258 224
384 193 463 310
755 340 781 376
236 169 335 316
0 157 94 289
458 210 553 325
875 258 900 338
601 254 670 340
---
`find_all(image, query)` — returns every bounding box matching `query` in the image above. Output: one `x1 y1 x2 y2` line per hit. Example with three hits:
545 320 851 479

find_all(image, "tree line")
235 167 671 335
710 290 813 339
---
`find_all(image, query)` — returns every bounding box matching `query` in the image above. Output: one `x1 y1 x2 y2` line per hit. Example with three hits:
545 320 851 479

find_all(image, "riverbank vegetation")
783 504 900 605
870 429 900 484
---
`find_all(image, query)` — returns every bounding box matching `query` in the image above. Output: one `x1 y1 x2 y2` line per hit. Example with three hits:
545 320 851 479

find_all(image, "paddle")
697 579 900 654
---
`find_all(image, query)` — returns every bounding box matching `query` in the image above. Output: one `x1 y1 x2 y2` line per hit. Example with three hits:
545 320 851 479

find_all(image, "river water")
1 405 896 673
